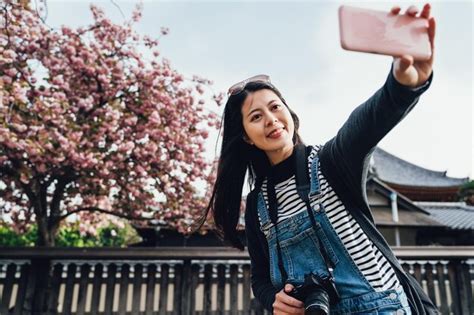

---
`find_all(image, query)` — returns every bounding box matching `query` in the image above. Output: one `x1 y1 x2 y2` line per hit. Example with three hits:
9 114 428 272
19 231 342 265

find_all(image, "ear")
242 134 254 145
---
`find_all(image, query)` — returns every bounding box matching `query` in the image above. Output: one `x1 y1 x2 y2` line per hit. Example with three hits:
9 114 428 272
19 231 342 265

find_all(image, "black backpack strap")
295 144 311 202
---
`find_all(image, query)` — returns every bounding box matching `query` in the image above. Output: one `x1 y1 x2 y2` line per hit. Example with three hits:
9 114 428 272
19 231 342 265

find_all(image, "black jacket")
244 68 439 314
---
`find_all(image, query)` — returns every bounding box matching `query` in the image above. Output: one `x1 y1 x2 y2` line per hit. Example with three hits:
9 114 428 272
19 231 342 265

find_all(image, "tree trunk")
34 172 71 247
36 216 57 247
35 181 62 247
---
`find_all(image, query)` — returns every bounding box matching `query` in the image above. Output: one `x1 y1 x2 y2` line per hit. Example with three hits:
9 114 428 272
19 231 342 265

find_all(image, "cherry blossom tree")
0 0 223 246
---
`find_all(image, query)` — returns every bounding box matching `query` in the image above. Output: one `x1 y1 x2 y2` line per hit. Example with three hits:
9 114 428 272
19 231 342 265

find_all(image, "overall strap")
267 174 289 282
294 144 335 269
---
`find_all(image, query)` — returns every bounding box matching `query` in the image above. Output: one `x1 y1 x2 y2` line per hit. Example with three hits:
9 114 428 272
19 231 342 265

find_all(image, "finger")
390 6 401 15
428 17 436 48
428 17 436 60
398 55 414 72
420 3 431 19
284 284 294 293
405 5 419 17
276 292 304 308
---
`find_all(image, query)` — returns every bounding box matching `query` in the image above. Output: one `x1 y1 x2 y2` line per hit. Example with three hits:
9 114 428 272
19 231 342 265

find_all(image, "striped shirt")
259 145 400 292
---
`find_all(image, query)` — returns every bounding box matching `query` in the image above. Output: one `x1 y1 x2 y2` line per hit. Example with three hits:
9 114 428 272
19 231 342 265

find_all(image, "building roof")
372 208 444 227
371 147 469 188
368 178 431 214
368 178 443 227
414 202 474 230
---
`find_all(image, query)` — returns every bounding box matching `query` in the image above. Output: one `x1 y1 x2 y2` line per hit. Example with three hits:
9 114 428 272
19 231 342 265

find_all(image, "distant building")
368 148 472 246
370 147 469 202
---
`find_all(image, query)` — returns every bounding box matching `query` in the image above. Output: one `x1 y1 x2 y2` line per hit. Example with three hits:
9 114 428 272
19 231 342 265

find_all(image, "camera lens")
305 288 330 315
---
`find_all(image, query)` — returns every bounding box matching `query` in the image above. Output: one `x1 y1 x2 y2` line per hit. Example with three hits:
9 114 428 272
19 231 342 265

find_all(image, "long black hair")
195 81 304 249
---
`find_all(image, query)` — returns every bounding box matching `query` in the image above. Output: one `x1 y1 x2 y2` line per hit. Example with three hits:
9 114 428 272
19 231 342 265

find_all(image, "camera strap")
267 144 335 284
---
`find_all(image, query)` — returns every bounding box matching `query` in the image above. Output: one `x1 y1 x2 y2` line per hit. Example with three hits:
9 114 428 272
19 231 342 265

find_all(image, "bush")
0 221 141 247
0 224 37 247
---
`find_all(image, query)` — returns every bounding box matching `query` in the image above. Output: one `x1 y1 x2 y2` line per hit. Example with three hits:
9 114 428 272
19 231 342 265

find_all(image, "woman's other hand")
391 3 436 87
273 284 305 314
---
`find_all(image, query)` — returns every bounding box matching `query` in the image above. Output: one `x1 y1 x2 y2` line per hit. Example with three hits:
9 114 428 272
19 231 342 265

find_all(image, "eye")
250 114 261 122
272 104 282 110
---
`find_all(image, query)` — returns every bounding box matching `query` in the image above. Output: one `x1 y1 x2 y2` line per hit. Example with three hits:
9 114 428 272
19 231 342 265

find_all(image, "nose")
265 115 278 127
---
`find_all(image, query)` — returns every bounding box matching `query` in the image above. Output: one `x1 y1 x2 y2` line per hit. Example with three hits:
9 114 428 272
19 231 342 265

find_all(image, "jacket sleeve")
332 65 433 173
245 192 278 312
323 66 433 207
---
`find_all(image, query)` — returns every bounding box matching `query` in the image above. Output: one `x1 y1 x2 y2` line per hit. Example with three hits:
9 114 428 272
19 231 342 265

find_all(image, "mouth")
267 126 285 138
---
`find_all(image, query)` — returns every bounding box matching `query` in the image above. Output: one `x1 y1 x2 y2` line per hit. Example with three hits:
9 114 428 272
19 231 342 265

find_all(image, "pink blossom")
63 45 76 55
4 68 18 77
1 76 12 85
77 98 93 111
124 116 138 126
120 141 135 153
3 49 17 59
10 123 27 133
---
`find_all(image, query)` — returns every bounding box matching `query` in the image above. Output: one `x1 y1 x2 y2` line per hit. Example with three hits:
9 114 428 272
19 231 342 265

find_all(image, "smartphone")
338 5 431 60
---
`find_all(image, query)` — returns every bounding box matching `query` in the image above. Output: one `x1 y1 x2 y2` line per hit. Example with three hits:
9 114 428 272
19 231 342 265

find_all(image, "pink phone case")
338 5 431 60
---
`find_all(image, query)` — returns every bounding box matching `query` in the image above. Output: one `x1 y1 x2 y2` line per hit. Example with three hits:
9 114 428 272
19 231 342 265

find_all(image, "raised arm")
324 3 435 186
331 65 433 173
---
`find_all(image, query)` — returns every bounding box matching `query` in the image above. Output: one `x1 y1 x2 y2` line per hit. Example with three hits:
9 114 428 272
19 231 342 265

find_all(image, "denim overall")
257 155 411 314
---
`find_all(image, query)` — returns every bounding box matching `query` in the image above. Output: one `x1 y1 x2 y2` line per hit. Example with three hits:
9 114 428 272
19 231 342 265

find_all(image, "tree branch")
1 4 12 49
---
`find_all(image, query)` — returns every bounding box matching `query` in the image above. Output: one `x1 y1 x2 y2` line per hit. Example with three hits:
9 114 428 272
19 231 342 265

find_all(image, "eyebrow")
247 100 278 118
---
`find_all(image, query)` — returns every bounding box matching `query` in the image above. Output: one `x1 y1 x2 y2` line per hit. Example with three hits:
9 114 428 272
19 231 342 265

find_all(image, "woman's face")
241 89 295 164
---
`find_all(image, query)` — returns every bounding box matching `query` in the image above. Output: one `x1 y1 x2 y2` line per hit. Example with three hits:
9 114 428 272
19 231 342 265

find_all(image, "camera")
287 272 340 315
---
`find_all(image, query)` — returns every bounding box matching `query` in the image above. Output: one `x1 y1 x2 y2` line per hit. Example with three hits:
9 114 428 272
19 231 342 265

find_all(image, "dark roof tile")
414 202 474 230
371 147 469 187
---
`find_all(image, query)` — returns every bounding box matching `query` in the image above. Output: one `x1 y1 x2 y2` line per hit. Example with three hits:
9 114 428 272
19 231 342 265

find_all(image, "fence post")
174 263 183 315
181 260 192 315
202 264 213 315
23 258 51 314
456 262 473 315
145 264 158 315
447 260 462 315
216 264 226 314
158 264 170 315
229 264 238 315
435 263 449 314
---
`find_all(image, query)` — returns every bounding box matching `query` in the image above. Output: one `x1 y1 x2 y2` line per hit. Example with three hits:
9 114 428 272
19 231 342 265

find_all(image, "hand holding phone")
338 5 431 60
339 3 435 88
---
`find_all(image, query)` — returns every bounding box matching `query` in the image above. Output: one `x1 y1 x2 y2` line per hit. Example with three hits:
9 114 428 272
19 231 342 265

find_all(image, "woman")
198 4 438 314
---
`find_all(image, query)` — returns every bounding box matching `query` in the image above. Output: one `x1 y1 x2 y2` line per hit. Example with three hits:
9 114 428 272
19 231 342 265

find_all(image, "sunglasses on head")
227 74 271 96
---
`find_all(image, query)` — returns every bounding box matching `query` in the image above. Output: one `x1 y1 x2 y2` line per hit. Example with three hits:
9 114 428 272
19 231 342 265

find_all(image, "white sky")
45 0 473 179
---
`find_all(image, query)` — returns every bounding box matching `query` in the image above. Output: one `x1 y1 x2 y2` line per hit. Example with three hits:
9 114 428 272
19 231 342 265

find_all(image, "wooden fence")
0 246 473 315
